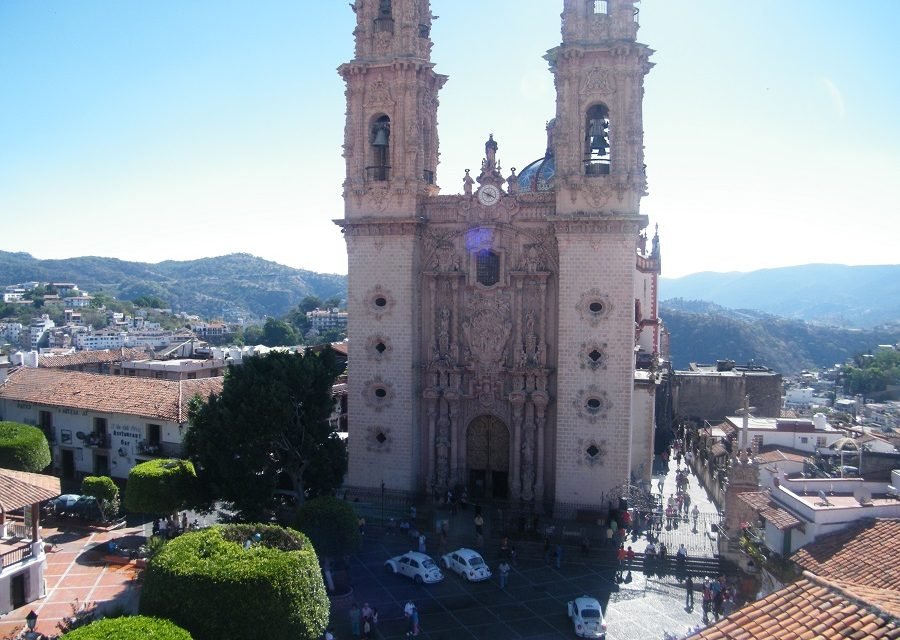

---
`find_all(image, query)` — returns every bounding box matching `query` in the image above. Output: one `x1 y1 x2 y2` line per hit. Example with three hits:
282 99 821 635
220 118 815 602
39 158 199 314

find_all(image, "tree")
0 421 51 472
140 525 328 640
124 459 198 515
81 476 120 521
261 317 299 347
322 296 343 310
185 349 345 520
132 295 166 309
298 295 322 313
60 616 192 640
294 496 360 560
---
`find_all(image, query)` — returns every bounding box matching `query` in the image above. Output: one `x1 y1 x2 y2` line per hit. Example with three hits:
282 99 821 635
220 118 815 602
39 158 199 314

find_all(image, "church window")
374 296 387 308
586 444 600 458
375 0 394 33
374 387 387 398
589 301 604 314
375 341 387 354
593 1 608 15
368 115 391 182
584 105 611 176
475 250 500 287
585 397 604 413
375 431 387 444
588 349 603 363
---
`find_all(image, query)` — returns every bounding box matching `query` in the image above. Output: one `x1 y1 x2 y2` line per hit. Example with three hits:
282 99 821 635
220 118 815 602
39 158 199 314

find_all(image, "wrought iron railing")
0 544 34 568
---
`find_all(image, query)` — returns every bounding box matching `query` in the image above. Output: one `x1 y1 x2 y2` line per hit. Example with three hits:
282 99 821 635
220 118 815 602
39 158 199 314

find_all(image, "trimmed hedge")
124 459 197 514
294 495 360 559
62 615 192 640
140 524 328 640
0 421 51 472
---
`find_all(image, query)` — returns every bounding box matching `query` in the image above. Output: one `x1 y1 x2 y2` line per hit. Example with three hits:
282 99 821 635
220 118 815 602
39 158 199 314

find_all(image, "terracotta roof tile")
0 468 61 510
690 575 900 640
738 490 803 530
38 348 151 368
755 449 809 464
0 367 222 423
790 519 900 589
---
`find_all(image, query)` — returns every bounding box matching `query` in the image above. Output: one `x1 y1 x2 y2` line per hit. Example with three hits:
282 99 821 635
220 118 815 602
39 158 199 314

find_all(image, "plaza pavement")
335 455 729 640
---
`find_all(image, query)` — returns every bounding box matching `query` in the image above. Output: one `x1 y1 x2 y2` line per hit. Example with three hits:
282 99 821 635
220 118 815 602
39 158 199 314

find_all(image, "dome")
517 153 556 193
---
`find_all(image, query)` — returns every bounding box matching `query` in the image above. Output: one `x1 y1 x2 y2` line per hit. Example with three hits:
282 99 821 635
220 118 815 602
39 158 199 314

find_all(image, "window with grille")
476 251 500 286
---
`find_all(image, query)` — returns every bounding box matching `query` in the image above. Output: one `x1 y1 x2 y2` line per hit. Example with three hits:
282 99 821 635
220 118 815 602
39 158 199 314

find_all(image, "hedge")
62 615 192 640
140 524 328 640
0 421 51 472
124 459 197 514
294 495 360 559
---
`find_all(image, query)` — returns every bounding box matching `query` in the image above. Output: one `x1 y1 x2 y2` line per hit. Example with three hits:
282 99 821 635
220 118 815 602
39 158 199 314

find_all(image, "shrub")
0 421 51 472
124 459 197 514
61 615 192 640
140 524 328 640
81 476 120 520
294 495 360 559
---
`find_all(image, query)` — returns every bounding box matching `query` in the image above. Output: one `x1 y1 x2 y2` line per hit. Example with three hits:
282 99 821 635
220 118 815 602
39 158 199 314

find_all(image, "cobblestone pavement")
336 455 727 640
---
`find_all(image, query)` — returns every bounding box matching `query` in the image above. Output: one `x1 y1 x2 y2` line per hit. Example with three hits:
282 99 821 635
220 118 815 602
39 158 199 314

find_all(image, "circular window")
589 301 603 313
586 398 602 412
374 387 387 398
374 297 387 308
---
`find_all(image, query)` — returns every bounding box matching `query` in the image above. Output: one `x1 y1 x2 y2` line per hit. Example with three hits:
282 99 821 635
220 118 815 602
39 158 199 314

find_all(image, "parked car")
46 494 103 521
567 596 607 638
440 547 492 582
384 551 444 584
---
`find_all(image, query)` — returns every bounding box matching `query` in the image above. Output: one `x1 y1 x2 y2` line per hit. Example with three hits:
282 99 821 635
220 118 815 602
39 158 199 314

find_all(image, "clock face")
477 184 500 206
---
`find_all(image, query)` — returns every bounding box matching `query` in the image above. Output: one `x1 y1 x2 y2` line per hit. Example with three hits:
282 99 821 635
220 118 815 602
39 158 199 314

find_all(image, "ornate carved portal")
466 416 510 499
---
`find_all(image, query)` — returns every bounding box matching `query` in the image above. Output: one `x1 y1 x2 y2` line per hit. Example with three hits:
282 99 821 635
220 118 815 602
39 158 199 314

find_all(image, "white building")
0 366 223 481
306 309 348 333
74 329 127 351
723 413 844 455
28 315 55 349
0 322 23 344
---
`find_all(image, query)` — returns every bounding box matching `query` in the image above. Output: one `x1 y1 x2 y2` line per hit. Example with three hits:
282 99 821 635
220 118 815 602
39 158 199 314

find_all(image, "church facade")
338 0 661 514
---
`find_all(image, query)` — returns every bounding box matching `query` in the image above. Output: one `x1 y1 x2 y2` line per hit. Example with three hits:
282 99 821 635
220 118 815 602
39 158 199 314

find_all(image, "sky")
1 1 898 278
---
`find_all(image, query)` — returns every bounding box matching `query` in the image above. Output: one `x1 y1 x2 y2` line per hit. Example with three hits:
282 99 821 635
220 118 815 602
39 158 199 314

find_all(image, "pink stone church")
338 0 662 515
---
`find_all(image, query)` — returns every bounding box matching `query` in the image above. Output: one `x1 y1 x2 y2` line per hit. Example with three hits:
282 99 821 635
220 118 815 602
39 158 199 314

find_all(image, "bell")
372 127 389 147
590 135 608 154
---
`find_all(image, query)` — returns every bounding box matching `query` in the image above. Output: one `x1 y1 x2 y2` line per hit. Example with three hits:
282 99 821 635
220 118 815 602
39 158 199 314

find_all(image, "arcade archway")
466 415 510 499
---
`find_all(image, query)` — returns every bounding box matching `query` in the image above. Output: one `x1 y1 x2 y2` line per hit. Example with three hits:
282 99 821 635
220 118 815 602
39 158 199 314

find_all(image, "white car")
567 596 607 638
440 548 492 582
384 551 444 584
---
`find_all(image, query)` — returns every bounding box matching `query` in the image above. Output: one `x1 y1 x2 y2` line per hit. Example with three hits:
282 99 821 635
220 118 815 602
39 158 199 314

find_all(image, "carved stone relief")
574 385 610 424
578 438 608 467
365 285 396 320
365 334 393 361
363 376 394 412
365 79 395 110
580 341 609 371
577 289 614 327
365 425 393 453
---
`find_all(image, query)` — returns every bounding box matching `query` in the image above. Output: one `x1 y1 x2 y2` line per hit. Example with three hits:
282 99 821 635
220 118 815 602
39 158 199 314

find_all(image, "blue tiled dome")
517 153 556 193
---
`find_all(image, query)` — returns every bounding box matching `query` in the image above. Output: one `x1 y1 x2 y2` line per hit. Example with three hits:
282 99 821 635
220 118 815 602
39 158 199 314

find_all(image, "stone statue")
463 169 474 195
484 134 498 170
507 168 518 194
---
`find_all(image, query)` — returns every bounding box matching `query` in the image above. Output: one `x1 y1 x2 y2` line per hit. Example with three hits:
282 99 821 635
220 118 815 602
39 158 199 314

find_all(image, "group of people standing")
151 512 192 539
347 602 380 639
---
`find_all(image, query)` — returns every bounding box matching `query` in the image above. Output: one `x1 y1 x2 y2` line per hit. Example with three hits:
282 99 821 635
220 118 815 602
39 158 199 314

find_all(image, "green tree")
124 459 198 515
132 295 166 309
261 317 299 347
293 496 360 560
81 475 120 521
61 615 192 640
298 295 322 313
322 296 342 310
140 525 328 640
0 421 51 472
185 349 345 520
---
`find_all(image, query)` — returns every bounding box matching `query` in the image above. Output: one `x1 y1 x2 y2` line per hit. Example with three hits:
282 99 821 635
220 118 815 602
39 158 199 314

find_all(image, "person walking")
616 544 626 572
498 559 510 589
685 575 695 610
418 533 426 553
691 504 700 531
349 602 361 638
554 543 563 569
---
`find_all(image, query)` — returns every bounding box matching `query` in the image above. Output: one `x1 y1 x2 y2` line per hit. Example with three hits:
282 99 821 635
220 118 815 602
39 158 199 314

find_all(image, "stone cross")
734 394 757 453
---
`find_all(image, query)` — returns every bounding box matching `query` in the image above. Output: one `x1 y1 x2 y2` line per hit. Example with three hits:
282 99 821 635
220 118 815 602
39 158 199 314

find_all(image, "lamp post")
25 610 38 640
381 481 385 528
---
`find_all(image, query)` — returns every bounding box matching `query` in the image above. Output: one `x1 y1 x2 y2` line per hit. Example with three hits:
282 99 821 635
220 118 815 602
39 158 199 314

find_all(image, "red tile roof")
0 367 222 423
737 490 803 531
691 573 900 640
38 348 151 368
790 519 900 590
0 468 61 510
755 449 809 464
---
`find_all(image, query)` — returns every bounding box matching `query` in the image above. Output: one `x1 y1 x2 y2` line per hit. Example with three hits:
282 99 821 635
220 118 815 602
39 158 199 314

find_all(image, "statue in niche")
436 307 451 356
507 168 518 194
524 244 541 273
431 245 460 272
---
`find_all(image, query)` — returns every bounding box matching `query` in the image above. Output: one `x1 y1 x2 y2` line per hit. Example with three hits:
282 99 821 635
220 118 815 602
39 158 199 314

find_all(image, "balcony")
0 543 34 569
137 441 162 456
84 433 110 449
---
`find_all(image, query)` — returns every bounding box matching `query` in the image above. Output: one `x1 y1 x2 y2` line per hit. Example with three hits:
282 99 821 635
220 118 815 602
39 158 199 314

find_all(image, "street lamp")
381 481 385 527
25 610 38 640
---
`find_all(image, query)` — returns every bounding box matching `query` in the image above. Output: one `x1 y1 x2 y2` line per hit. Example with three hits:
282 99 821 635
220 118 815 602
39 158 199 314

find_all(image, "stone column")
447 394 461 486
424 391 439 491
533 392 548 502
509 393 526 499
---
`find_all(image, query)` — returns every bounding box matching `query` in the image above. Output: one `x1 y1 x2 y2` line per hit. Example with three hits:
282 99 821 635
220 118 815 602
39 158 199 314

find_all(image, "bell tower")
547 0 656 509
337 0 447 493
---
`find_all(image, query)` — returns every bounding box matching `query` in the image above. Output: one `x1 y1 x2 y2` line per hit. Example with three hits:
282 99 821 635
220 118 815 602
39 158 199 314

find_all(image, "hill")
0 251 347 320
661 299 899 374
660 264 900 329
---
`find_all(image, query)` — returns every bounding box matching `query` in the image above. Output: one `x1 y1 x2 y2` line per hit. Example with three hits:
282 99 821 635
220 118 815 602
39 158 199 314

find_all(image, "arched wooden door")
466 416 510 499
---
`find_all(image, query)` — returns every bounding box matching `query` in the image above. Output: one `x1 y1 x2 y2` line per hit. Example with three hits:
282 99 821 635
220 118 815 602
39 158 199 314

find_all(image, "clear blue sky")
1 1 898 278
